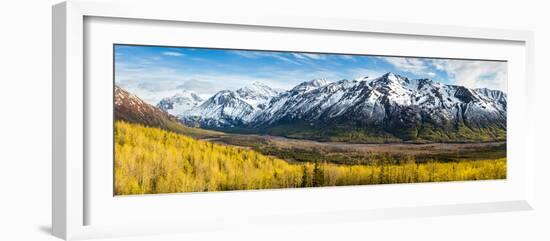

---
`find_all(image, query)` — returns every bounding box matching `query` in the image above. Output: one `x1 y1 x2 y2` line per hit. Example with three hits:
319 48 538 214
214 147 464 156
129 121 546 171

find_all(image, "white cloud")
115 66 188 104
347 68 386 80
291 53 325 60
115 61 369 105
229 51 301 65
431 59 507 92
162 51 183 57
379 57 430 76
380 56 507 92
339 55 357 61
290 53 307 59
116 65 294 104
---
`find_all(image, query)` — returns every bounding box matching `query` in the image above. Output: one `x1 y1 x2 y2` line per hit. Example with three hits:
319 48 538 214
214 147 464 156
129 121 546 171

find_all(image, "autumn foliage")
114 121 506 195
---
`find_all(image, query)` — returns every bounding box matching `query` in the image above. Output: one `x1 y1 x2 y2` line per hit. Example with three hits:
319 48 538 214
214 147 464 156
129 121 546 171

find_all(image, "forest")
114 121 506 195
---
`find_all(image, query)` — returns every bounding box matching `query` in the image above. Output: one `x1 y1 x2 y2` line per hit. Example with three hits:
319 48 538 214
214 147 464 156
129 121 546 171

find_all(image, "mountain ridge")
161 72 507 143
156 89 204 116
114 85 222 139
180 81 281 127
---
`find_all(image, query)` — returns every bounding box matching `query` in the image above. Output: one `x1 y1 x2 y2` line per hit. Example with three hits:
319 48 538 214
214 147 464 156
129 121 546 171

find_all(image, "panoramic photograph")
113 44 507 195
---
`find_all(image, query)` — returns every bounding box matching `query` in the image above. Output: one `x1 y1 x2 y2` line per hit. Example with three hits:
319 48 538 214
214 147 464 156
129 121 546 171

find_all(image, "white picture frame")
52 0 536 240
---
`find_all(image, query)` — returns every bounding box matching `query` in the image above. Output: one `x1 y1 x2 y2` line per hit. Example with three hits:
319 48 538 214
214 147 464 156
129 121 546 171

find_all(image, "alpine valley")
113 44 508 195
156 72 507 143
113 73 507 195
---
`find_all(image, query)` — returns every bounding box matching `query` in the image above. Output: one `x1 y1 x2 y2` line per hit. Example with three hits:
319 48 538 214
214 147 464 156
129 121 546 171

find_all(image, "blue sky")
115 44 507 104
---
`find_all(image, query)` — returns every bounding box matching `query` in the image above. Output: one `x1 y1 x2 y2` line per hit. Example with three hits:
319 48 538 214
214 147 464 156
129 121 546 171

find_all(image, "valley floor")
114 121 507 195
204 133 506 164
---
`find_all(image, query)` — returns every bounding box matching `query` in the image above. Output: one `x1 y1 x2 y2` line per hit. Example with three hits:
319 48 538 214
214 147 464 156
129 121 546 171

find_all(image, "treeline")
114 121 506 195
256 122 506 144
257 144 506 165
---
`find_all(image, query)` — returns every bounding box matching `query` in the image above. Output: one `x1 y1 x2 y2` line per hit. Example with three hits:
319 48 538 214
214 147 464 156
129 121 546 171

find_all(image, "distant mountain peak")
157 89 204 115
172 89 202 101
179 81 281 127
291 78 330 92
237 81 279 98
308 78 330 86
251 81 270 88
377 72 410 84
115 85 185 131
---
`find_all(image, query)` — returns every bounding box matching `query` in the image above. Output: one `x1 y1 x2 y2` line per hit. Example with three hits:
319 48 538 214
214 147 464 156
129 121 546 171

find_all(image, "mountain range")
125 72 507 143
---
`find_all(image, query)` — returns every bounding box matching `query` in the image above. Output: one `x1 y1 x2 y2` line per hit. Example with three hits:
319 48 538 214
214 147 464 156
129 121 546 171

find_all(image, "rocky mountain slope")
114 85 221 139
180 81 280 127
162 72 507 142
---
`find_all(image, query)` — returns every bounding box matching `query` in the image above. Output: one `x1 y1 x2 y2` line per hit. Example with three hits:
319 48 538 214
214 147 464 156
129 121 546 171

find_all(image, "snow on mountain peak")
235 81 280 110
385 71 397 78
157 90 204 116
237 81 280 99
291 79 330 93
355 76 372 82
178 81 281 127
251 81 270 88
379 72 409 83
311 78 330 86
172 90 203 102
164 72 506 136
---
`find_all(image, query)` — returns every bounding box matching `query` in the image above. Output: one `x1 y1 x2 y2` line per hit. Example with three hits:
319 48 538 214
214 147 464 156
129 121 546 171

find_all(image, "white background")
86 16 528 229
0 0 548 240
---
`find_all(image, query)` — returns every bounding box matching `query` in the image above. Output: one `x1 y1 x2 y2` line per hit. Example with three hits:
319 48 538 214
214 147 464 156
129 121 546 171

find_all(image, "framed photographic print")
113 44 508 195
52 0 536 240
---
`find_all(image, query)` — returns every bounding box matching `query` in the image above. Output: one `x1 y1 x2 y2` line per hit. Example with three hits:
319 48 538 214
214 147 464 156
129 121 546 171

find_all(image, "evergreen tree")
312 161 324 187
301 166 310 187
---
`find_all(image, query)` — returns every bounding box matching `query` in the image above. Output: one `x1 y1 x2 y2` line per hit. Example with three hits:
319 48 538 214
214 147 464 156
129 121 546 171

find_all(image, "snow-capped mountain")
289 79 330 93
179 81 281 127
254 78 359 124
176 72 507 142
235 81 281 109
157 90 204 116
